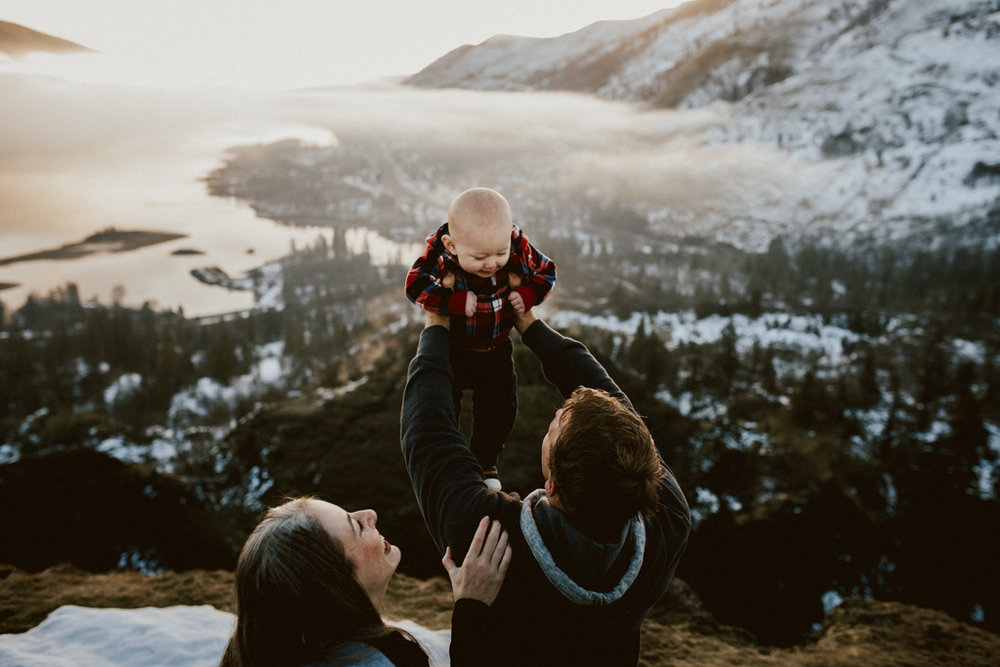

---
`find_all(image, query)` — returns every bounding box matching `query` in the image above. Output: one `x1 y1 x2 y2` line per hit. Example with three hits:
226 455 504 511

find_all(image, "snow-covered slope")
409 0 1000 248
714 0 1000 246
406 0 1000 250
406 8 675 94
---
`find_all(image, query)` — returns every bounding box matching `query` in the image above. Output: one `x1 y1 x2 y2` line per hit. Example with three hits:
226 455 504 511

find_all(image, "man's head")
542 387 663 540
442 187 512 278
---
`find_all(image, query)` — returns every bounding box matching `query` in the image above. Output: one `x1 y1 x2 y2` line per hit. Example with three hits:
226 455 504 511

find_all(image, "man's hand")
508 272 528 315
425 310 450 329
442 516 512 606
507 272 538 334
513 308 537 335
509 290 526 314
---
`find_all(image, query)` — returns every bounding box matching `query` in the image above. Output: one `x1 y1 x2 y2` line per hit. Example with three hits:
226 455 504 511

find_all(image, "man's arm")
514 311 633 410
400 315 508 556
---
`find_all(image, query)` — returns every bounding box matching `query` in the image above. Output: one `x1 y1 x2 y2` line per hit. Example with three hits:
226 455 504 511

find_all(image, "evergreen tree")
937 362 992 497
204 328 241 383
707 322 739 394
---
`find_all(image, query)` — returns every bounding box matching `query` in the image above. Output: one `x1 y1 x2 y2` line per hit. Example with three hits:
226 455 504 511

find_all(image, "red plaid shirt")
405 223 557 350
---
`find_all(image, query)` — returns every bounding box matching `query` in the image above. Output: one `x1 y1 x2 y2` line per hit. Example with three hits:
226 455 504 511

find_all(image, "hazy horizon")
1 1 684 90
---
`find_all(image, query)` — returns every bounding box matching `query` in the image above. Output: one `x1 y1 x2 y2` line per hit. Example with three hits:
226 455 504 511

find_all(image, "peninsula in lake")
0 228 187 267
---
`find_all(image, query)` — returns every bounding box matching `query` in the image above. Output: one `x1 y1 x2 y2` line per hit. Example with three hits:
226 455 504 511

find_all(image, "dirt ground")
2 563 997 665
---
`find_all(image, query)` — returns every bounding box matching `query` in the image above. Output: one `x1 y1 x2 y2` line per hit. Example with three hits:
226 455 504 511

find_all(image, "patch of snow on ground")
0 443 19 464
169 377 238 422
95 435 177 472
103 373 142 406
692 487 720 525
975 422 1000 500
822 589 845 616
852 406 893 447
0 603 453 667
952 338 986 364
912 418 952 443
656 389 694 416
244 465 274 510
316 376 369 402
554 310 859 366
0 605 233 667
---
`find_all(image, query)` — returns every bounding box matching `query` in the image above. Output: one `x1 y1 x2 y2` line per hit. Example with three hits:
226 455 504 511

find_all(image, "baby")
405 187 557 490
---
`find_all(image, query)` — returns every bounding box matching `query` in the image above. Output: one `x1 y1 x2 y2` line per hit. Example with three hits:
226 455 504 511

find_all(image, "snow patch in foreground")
0 605 453 667
0 605 233 667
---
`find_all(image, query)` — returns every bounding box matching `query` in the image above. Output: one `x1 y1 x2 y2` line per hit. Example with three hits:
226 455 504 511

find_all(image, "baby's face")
445 220 511 279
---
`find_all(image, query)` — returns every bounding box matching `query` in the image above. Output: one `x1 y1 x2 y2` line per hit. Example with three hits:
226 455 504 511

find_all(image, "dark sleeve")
449 599 498 667
519 318 634 410
400 326 512 556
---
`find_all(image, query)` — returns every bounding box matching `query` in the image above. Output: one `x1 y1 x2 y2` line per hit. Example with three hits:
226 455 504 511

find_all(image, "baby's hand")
464 291 476 318
508 272 526 313
509 290 525 314
442 271 474 317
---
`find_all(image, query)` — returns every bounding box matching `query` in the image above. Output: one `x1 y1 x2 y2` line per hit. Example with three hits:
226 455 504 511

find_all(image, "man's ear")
441 234 457 255
544 477 556 497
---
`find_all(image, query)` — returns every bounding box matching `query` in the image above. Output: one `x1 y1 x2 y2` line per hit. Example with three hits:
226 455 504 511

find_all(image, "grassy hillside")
2 563 999 665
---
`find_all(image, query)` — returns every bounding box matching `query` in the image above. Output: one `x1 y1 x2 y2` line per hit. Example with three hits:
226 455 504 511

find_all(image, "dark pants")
449 339 517 470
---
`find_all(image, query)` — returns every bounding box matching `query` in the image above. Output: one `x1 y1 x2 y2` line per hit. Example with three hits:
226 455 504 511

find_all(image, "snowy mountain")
407 0 1000 250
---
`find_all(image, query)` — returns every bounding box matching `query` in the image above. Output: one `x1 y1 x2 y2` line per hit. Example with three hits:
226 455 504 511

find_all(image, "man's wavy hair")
549 387 664 540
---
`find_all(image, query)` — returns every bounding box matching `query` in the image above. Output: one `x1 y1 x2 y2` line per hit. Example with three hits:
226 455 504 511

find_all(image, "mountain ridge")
404 0 1000 252
0 20 94 58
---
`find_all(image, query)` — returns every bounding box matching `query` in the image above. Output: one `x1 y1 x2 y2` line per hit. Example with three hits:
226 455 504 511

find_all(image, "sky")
2 0 685 90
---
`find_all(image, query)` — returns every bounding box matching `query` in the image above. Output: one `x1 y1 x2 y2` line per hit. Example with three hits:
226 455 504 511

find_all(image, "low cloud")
0 73 848 252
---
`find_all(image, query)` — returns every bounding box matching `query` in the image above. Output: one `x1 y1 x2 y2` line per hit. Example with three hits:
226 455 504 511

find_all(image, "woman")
220 496 510 667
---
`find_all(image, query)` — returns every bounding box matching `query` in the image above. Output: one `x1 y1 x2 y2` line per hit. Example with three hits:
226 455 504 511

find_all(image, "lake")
0 75 420 318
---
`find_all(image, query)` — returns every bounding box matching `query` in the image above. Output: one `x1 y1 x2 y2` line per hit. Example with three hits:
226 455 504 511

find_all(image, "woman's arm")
443 517 512 667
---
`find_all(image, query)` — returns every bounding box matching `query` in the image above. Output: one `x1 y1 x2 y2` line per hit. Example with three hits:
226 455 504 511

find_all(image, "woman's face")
309 500 401 603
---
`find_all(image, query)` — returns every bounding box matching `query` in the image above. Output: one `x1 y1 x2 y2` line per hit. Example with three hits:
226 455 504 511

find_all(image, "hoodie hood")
520 488 646 605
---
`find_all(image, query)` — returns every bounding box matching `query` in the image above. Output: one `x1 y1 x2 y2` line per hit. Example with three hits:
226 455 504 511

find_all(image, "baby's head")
442 187 512 278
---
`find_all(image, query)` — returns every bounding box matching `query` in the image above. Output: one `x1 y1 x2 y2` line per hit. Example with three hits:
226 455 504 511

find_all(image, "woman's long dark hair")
220 497 427 667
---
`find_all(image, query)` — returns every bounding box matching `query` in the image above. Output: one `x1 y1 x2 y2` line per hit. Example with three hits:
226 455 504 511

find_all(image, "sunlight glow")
1 0 685 90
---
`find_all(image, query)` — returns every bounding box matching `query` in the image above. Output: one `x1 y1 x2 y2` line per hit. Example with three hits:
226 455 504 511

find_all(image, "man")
401 306 691 665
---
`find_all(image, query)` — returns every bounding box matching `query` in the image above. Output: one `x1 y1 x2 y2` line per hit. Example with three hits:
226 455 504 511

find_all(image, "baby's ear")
441 234 457 255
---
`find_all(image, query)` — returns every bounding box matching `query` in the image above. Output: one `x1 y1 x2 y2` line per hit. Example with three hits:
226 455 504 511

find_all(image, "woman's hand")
442 516 512 606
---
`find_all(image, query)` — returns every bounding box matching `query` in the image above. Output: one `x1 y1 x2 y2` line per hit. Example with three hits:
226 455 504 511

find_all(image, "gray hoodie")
520 488 646 605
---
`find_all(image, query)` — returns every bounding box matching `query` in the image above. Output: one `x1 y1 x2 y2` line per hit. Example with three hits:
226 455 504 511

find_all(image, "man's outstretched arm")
400 313 507 557
513 309 634 411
